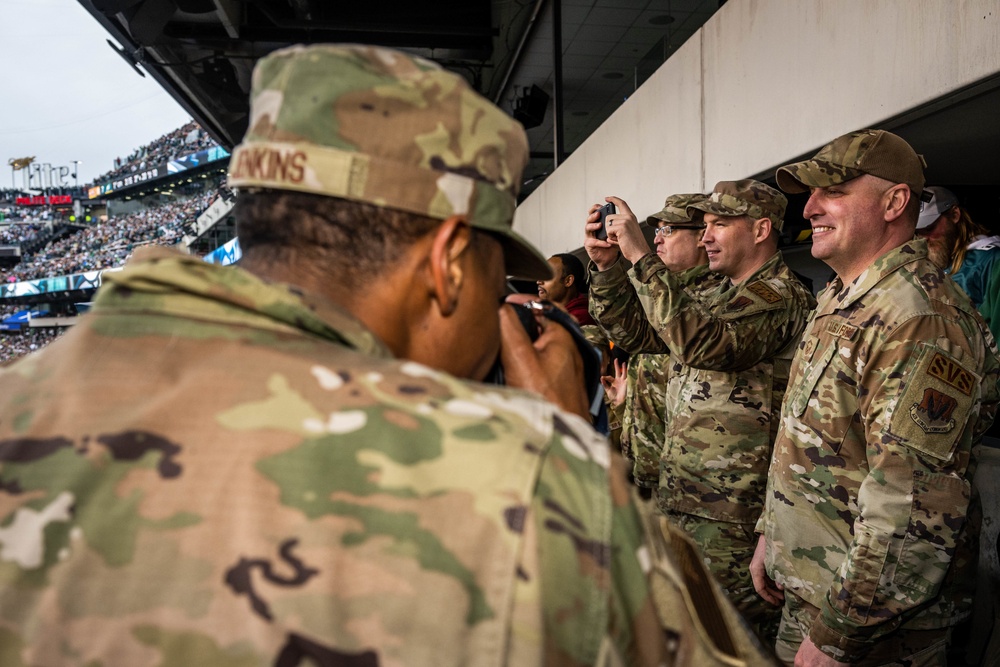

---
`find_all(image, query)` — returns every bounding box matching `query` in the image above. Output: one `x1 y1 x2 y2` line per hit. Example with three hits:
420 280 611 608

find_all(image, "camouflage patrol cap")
228 43 552 280
775 129 926 195
646 193 707 228
687 180 787 232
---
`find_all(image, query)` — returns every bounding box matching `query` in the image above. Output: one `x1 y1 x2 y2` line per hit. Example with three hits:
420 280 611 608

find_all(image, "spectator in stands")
91 121 220 187
0 305 64 364
1 190 213 283
537 252 596 325
916 186 1000 340
0 223 45 245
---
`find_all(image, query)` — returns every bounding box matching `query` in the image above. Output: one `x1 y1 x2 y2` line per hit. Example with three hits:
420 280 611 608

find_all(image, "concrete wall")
515 0 1000 256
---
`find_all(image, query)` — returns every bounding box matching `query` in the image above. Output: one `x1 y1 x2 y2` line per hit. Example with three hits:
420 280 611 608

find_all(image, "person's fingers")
606 195 635 218
504 293 536 306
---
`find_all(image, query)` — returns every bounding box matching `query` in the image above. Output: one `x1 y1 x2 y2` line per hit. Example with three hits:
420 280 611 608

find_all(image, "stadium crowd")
92 121 219 186
0 205 56 223
0 222 46 245
0 305 64 365
1 191 212 283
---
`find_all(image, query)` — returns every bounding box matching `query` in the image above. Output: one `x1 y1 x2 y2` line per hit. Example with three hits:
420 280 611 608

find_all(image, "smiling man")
753 129 1000 666
585 181 815 641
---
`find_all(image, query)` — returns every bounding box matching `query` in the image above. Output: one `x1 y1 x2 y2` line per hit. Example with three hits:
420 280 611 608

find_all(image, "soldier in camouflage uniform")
752 129 1000 666
0 45 774 666
585 182 815 642
617 194 714 488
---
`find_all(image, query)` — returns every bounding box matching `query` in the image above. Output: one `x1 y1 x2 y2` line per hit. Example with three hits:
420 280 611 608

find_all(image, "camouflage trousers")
664 511 780 644
774 592 951 666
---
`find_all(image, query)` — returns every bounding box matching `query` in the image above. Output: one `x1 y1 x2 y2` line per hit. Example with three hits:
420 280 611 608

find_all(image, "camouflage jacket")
619 353 669 489
760 239 1000 663
590 253 814 523
0 247 698 667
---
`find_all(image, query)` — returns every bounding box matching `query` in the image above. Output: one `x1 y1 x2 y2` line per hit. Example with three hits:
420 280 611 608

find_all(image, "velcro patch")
927 353 975 396
826 321 859 341
889 344 979 461
726 296 753 312
746 281 783 304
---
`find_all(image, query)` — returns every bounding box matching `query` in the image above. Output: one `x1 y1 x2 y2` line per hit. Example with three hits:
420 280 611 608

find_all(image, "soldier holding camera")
585 180 815 641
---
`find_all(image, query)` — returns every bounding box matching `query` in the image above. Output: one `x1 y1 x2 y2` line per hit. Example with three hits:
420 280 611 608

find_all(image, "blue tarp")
0 309 50 331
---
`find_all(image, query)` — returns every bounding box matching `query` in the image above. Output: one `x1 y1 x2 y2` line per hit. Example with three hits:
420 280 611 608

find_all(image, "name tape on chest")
927 353 975 396
746 281 783 304
826 321 859 341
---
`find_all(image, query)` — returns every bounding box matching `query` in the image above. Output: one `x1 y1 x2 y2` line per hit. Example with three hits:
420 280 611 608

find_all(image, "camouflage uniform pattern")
760 238 1000 663
619 353 670 488
226 43 549 280
0 248 666 666
773 591 950 666
688 180 787 231
645 193 707 227
589 250 814 636
590 252 814 523
667 512 780 643
775 129 926 195
614 267 722 488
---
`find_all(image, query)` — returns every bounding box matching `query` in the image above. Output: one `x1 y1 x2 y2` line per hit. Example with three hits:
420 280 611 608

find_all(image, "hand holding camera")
584 200 621 271
496 301 599 421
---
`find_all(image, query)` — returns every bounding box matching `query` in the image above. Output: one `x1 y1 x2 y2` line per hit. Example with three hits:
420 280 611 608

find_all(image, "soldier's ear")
752 217 772 244
884 184 910 223
428 215 471 317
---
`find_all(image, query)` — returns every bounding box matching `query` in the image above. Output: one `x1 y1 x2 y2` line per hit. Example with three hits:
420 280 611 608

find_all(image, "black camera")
594 202 616 241
488 301 603 415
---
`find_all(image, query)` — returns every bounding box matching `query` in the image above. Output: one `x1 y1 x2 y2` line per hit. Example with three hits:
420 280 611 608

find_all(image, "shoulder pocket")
886 343 980 462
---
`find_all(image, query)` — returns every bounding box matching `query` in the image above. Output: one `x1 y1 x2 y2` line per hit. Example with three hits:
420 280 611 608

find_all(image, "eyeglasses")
654 224 705 237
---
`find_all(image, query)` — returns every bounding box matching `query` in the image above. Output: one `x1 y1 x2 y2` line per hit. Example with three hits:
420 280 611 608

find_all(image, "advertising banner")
88 146 230 199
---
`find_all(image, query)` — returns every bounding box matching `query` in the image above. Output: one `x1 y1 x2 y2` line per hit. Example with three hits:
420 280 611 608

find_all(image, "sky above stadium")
0 0 193 187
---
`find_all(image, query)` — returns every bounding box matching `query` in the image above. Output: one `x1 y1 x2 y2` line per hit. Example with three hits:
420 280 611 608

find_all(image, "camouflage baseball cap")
228 44 551 280
646 193 707 227
687 180 787 232
775 129 926 195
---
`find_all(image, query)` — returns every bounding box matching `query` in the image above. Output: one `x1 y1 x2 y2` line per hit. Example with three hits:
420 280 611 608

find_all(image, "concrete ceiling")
506 0 720 196
76 0 723 200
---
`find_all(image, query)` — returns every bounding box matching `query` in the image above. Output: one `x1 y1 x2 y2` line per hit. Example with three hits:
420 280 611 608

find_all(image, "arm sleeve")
809 316 992 660
588 258 670 355
520 411 668 665
628 254 804 372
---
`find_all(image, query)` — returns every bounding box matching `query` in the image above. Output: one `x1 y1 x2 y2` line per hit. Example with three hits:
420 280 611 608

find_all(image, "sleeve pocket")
897 470 970 601
886 344 979 462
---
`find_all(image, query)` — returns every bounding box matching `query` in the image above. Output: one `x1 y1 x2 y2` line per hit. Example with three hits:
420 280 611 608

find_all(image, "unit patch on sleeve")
888 344 979 461
909 387 958 434
726 296 753 312
746 281 783 304
927 353 975 396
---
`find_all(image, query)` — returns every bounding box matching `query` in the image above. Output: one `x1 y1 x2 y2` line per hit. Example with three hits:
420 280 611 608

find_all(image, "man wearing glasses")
611 194 718 490
585 180 815 641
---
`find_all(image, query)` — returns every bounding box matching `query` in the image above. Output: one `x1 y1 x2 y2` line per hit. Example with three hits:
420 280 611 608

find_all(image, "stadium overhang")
75 1 723 201
77 0 499 150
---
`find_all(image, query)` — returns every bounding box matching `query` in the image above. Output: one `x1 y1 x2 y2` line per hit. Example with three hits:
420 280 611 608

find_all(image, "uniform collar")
821 238 929 312
96 246 393 359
